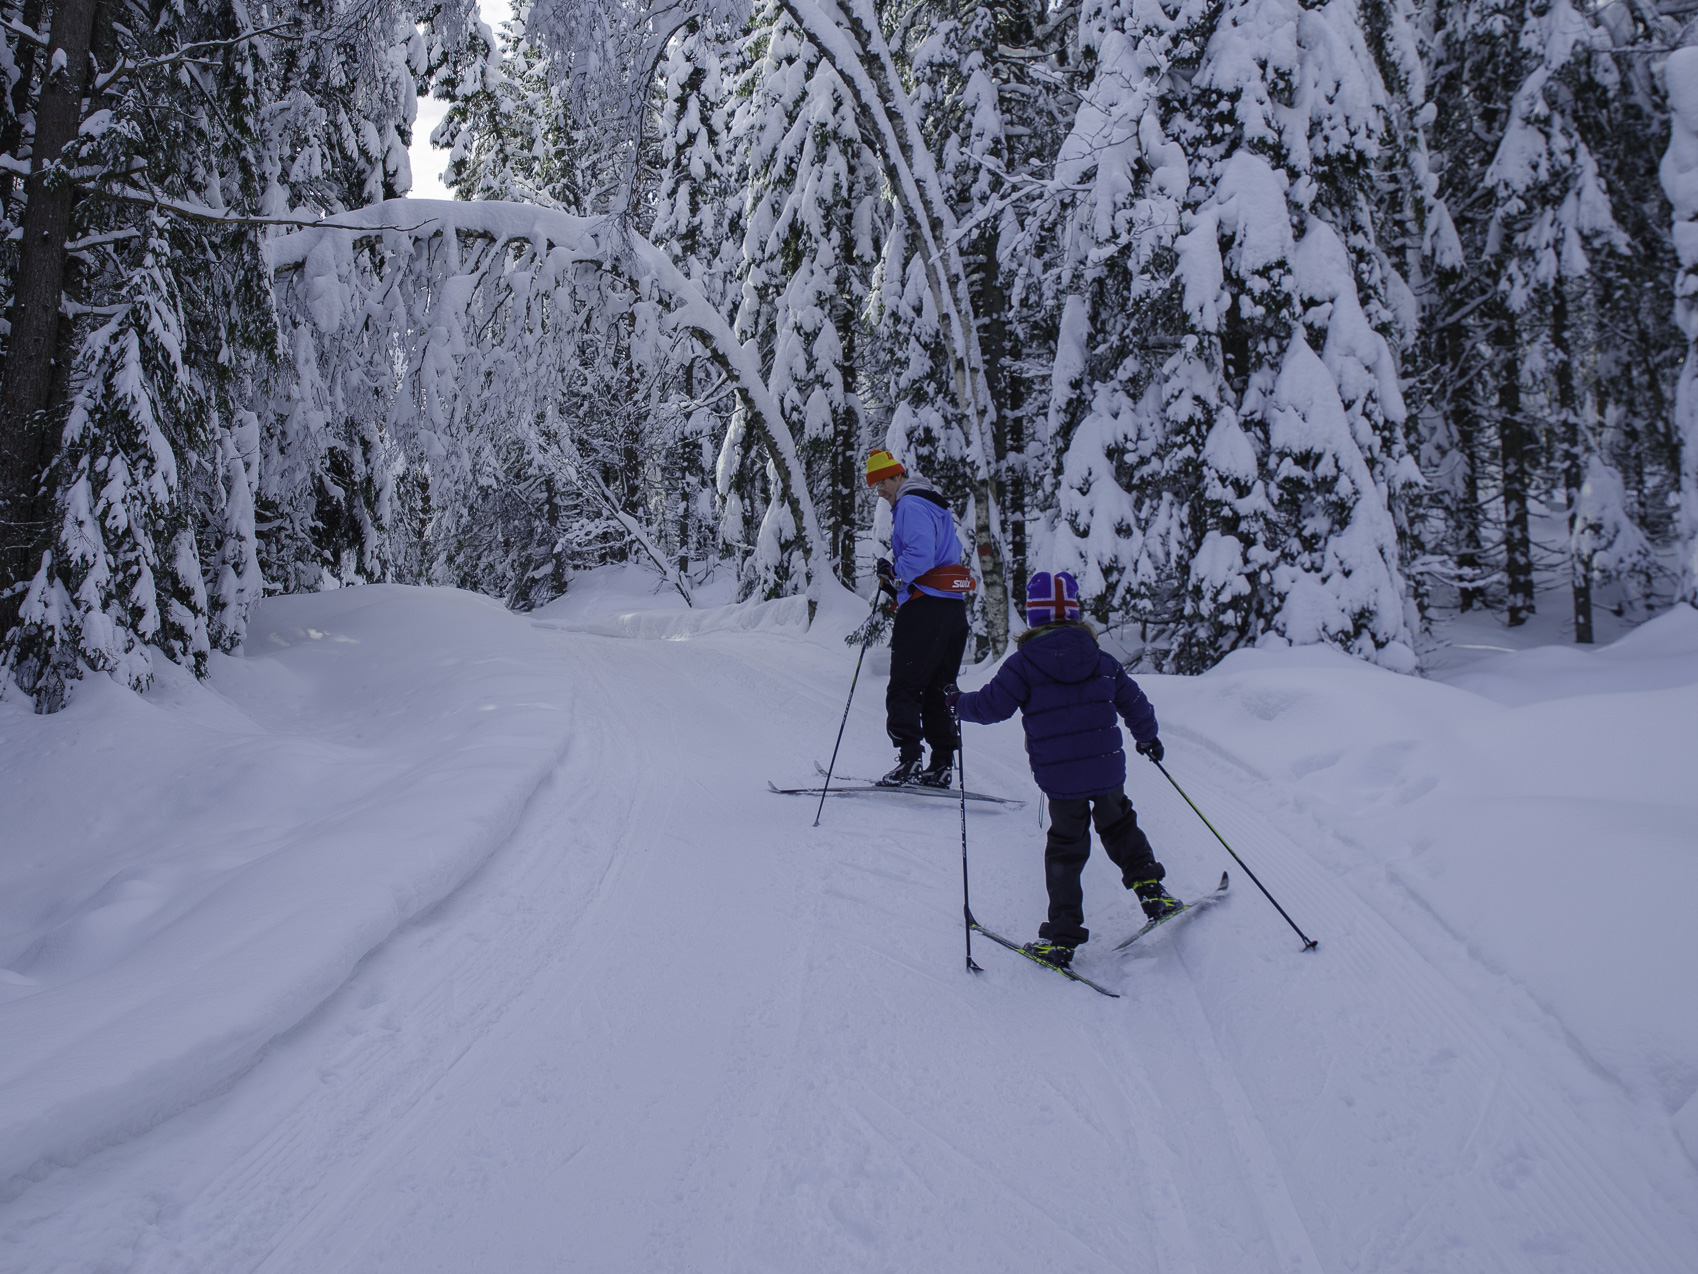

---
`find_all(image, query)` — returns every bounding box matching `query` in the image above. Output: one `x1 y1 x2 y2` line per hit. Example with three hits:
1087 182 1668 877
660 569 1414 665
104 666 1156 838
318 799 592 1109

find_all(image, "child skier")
948 571 1181 969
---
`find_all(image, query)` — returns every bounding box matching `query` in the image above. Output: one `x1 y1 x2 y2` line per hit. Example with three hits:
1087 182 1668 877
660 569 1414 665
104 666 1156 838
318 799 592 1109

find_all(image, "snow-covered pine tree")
1419 0 1524 617
3 1 282 709
907 0 1065 613
732 0 878 594
412 1 612 608
1162 0 1415 671
1480 0 1629 632
651 15 744 582
873 7 985 506
261 0 428 218
870 0 1068 644
255 0 462 596
0 0 43 235
1665 45 1698 606
1585 3 1683 617
1028 0 1192 638
432 2 594 211
1357 0 1446 626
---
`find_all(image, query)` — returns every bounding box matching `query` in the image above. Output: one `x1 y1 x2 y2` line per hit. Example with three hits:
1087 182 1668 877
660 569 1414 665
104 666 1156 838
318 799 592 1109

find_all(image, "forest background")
1 0 1696 713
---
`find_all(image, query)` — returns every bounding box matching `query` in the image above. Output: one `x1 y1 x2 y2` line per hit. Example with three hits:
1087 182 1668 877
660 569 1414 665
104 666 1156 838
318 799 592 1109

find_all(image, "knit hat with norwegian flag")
1024 571 1081 626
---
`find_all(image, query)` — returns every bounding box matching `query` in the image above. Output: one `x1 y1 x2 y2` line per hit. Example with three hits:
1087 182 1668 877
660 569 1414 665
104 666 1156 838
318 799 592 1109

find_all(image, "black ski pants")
886 594 969 764
1037 790 1165 947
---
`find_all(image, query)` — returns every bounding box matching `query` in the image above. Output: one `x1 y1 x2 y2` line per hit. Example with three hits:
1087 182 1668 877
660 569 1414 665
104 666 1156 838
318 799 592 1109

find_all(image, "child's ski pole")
1150 757 1318 951
957 714 982 973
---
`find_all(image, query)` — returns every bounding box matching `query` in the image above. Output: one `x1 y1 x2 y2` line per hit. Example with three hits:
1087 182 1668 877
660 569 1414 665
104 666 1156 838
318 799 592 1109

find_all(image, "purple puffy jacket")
954 623 1158 799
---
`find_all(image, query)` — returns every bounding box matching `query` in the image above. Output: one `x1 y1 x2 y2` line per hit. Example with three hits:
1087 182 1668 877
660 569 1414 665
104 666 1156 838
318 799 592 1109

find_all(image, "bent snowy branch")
267 198 826 606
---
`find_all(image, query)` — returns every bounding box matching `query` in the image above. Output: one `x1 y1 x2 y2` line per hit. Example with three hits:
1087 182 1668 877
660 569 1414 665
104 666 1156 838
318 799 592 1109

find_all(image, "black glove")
945 689 961 712
1136 737 1164 763
875 556 899 598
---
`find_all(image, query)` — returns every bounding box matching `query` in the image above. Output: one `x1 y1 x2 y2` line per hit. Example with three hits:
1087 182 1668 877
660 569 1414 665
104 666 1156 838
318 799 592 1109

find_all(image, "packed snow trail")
1 583 1695 1272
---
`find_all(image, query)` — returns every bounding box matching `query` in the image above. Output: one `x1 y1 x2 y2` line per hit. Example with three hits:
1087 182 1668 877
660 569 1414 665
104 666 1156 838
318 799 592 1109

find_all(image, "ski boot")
1021 939 1075 969
916 758 953 788
1133 879 1184 922
877 757 925 787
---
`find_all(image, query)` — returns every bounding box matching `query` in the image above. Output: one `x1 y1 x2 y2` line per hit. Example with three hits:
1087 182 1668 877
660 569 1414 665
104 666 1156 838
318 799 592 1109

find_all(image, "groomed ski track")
3 597 1693 1273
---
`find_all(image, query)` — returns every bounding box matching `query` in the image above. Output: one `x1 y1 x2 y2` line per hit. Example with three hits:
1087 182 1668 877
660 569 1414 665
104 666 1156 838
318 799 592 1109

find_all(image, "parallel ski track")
1141 725 1694 1272
3 631 1693 1272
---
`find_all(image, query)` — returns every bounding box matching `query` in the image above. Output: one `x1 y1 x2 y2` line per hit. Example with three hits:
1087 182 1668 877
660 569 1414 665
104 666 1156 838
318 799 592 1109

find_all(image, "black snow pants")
886 593 969 764
1037 790 1165 947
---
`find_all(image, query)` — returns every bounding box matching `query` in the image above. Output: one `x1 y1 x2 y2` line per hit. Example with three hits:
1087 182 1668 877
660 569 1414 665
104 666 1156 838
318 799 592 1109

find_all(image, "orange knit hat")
865 448 905 486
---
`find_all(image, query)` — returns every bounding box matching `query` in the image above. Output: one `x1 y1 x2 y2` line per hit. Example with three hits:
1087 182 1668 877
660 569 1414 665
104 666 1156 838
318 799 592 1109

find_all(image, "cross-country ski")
967 916 1123 998
1114 872 1231 951
769 780 1023 806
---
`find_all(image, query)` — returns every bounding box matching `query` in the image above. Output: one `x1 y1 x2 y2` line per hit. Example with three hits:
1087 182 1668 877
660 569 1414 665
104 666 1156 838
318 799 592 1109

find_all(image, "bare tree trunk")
836 304 859 586
976 223 1020 638
1553 286 1593 643
1 0 102 618
1494 308 1535 627
1444 318 1486 612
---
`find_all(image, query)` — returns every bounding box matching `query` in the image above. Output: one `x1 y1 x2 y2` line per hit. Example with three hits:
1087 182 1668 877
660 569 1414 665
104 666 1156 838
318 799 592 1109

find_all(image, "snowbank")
0 586 580 1192
1 572 1695 1269
1154 604 1698 1162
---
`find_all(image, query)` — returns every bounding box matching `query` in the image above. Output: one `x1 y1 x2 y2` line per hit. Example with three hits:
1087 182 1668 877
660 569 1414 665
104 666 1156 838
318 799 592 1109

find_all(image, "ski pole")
1151 758 1318 952
814 593 883 827
957 710 982 974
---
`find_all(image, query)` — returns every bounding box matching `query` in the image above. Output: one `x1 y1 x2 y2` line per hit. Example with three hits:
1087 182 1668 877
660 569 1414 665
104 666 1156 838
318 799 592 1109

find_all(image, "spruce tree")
731 0 878 594
4 0 286 708
1664 46 1698 605
1163 0 1415 670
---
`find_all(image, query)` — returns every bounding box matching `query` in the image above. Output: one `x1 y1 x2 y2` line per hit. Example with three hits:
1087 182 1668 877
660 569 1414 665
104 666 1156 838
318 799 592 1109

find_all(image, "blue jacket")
955 623 1158 800
890 479 964 605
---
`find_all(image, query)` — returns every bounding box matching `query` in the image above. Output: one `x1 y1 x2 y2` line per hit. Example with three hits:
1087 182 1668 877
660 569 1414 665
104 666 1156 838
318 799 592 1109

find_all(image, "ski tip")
1217 871 1230 891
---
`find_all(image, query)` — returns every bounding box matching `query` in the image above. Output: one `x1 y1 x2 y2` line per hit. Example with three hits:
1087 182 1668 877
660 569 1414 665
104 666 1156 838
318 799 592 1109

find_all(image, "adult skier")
948 571 1182 969
866 448 974 787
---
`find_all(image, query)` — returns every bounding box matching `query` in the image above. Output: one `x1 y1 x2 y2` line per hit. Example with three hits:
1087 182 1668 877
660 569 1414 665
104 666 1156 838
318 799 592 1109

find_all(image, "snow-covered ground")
2 572 1695 1272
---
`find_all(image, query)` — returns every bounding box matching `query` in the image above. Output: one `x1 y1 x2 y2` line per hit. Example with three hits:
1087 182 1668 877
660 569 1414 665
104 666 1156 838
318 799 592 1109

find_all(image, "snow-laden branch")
4 15 46 46
92 22 299 94
625 233 827 602
774 0 1009 645
267 198 826 605
554 435 695 606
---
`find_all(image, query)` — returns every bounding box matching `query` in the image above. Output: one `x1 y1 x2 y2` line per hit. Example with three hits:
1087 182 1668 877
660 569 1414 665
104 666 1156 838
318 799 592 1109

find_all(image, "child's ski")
967 917 1121 997
1113 872 1230 951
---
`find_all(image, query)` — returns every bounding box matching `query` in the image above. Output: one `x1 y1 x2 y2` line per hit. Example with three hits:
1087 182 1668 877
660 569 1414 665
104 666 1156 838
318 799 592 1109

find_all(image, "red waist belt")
907 564 977 597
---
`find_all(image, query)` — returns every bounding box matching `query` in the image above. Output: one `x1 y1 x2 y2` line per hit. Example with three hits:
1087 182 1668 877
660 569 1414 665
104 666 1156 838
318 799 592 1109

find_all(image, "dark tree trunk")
1494 309 1534 627
1445 318 1486 611
974 225 1017 604
835 311 858 587
1 0 102 618
1553 287 1593 643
